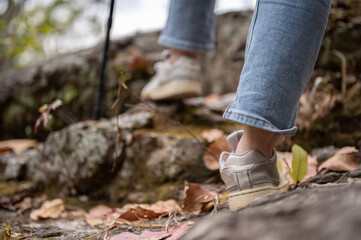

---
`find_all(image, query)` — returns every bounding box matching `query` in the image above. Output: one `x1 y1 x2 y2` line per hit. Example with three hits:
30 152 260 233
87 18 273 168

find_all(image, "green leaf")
291 144 308 183
277 159 283 172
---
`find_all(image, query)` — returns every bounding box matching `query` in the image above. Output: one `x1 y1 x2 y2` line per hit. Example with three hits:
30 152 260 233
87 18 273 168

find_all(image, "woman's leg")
224 0 332 156
158 0 216 53
141 0 216 101
220 0 331 211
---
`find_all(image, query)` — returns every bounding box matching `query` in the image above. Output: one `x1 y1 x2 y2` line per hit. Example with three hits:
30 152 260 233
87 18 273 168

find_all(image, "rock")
0 107 215 199
311 146 339 163
182 183 361 240
22 220 98 239
107 129 212 202
0 111 154 195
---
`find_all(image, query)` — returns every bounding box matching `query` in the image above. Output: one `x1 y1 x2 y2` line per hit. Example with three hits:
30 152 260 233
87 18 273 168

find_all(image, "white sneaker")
140 51 203 101
220 131 289 211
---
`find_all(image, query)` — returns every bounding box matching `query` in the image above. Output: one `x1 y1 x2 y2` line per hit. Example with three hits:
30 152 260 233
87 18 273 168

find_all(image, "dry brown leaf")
318 146 359 173
277 151 318 184
16 197 32 214
117 206 164 222
201 129 224 143
30 199 64 220
61 209 87 220
130 47 149 71
117 200 181 216
109 221 192 240
203 136 231 170
0 146 13 154
85 205 115 227
181 181 217 215
0 139 37 154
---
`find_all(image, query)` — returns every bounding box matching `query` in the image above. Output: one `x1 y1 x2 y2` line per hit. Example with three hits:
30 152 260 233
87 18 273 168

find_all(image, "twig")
120 81 219 162
336 171 349 183
280 156 292 174
164 212 175 232
116 218 164 228
110 77 123 172
210 194 219 216
81 224 116 240
331 49 347 98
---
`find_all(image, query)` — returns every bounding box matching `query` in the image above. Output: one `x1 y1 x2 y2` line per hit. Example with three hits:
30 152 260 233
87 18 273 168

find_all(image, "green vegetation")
0 0 104 72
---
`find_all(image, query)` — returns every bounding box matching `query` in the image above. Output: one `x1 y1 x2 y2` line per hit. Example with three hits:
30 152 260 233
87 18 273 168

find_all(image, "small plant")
34 99 76 194
277 159 283 172
288 144 308 184
34 99 63 133
1 226 11 240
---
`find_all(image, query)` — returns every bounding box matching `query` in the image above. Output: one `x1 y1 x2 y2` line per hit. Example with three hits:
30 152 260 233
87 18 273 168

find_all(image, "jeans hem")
158 36 214 53
223 111 297 136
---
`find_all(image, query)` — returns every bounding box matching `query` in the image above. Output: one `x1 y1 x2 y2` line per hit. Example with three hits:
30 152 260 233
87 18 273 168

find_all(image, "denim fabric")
158 0 216 52
160 0 331 136
224 0 331 136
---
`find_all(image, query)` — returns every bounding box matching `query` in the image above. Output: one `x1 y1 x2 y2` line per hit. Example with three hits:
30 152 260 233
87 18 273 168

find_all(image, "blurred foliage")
319 0 361 68
0 0 105 72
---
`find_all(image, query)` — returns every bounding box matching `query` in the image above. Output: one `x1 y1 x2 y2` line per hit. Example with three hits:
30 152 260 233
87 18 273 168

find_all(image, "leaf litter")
109 221 193 240
202 135 231 170
0 139 37 154
318 146 359 173
30 198 65 220
78 183 222 240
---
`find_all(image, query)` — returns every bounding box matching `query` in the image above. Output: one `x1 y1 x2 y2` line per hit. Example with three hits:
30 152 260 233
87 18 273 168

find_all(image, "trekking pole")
93 0 116 120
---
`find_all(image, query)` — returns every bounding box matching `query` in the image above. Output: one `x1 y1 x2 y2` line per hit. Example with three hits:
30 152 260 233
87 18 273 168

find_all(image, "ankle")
235 126 280 158
170 49 198 64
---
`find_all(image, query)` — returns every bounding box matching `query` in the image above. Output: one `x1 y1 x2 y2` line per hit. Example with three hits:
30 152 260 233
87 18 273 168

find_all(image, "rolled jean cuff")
223 107 297 137
158 35 215 53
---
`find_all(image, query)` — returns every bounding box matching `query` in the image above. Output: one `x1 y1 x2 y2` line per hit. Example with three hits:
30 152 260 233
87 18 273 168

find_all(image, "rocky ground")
0 94 360 239
1 171 361 239
1 2 361 240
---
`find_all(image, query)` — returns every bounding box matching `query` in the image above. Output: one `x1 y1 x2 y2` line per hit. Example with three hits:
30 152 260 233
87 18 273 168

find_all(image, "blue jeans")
159 0 331 136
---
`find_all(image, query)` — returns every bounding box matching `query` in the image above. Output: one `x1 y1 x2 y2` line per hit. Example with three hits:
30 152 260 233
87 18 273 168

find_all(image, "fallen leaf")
318 146 358 173
16 197 32 214
167 221 192 240
130 48 149 71
0 146 13 154
110 230 170 240
201 129 224 143
61 209 87 220
118 206 164 222
85 205 115 227
203 136 231 170
0 139 37 154
109 221 192 240
30 199 64 220
181 181 217 215
117 200 181 216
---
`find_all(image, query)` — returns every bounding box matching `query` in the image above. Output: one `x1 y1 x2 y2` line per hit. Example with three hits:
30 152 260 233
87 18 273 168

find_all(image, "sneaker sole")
142 79 202 101
228 180 289 211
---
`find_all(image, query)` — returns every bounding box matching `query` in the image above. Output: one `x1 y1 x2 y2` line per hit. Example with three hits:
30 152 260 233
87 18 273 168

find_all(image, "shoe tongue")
226 130 244 152
219 151 230 170
219 130 243 170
